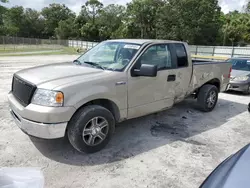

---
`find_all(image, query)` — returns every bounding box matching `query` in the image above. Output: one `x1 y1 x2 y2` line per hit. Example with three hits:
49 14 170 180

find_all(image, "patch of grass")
0 47 82 56
0 45 64 53
59 47 80 54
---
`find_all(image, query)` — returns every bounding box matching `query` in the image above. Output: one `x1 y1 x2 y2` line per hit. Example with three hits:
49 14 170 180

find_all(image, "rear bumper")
10 109 67 139
227 81 249 92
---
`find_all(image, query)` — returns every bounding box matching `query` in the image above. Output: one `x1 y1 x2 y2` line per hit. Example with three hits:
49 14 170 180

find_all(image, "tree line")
0 0 250 46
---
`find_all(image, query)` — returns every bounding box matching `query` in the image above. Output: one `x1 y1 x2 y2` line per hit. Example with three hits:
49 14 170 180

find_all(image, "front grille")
12 75 36 106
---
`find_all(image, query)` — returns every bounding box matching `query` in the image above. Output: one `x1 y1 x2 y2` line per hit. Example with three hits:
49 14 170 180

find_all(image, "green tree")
74 7 89 38
81 22 100 41
0 0 9 35
84 0 103 25
223 11 250 46
80 0 103 41
55 17 77 39
0 6 7 35
125 0 163 38
157 0 222 45
98 4 126 39
1 6 46 38
3 6 24 36
0 0 249 46
41 3 75 38
22 8 45 38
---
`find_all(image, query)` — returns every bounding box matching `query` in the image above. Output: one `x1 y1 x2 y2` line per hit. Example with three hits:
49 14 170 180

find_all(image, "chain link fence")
1 36 250 58
0 36 68 52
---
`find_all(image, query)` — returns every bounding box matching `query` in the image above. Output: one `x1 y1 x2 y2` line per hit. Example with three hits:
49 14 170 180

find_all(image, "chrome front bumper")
10 109 67 139
7 92 75 139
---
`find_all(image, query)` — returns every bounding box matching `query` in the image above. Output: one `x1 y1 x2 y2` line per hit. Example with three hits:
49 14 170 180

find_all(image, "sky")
2 0 248 14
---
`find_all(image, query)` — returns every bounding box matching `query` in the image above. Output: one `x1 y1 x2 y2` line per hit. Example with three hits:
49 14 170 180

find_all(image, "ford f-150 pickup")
8 39 232 153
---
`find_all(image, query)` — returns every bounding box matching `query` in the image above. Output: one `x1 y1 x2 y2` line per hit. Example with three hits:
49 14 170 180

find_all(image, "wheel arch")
71 98 121 123
194 78 221 98
204 78 221 92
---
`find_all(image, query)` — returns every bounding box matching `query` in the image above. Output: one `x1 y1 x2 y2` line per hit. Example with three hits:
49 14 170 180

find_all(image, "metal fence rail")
69 40 250 58
68 40 98 50
190 45 250 58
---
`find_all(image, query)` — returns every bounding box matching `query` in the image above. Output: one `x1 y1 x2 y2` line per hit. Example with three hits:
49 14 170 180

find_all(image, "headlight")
233 76 249 81
31 89 64 107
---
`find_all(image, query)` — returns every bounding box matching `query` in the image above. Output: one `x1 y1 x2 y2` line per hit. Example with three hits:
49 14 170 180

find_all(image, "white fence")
68 40 98 50
69 40 250 58
190 45 250 58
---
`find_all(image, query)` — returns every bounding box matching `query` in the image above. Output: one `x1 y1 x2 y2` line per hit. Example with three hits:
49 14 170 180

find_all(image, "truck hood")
231 69 250 78
15 62 106 86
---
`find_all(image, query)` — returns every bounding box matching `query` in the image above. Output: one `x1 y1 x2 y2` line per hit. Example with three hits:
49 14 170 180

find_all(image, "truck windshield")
227 59 250 71
76 41 141 71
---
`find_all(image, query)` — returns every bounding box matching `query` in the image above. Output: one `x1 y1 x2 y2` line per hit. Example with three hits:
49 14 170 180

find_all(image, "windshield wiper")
73 59 81 65
83 61 106 70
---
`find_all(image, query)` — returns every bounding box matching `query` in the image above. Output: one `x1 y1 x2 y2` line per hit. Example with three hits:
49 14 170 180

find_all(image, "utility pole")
223 18 231 46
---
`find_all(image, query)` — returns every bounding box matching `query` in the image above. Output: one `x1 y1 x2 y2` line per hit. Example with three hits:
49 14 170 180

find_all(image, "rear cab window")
174 43 188 68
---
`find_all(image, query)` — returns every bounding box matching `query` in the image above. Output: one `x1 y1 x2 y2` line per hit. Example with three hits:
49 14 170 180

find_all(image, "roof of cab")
106 39 185 45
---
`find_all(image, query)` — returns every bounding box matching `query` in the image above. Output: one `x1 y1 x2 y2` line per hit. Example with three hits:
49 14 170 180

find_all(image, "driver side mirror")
132 64 157 77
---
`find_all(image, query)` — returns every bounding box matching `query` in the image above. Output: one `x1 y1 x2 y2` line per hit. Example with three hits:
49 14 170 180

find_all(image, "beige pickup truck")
8 39 232 153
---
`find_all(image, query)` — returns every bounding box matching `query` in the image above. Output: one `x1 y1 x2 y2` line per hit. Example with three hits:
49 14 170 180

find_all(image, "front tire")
67 105 115 153
197 84 218 112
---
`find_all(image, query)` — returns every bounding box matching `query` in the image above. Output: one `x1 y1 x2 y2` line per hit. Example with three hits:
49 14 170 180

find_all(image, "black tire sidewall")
67 105 115 153
244 86 250 95
198 85 218 112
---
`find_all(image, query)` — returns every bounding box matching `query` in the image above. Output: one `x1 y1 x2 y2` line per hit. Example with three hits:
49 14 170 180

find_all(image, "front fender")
63 84 127 112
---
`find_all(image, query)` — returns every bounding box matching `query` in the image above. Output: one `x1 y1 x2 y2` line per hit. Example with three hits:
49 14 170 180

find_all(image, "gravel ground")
0 55 250 188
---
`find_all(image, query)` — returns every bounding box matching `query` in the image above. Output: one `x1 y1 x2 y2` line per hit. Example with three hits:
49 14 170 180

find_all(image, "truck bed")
188 59 232 94
192 59 224 64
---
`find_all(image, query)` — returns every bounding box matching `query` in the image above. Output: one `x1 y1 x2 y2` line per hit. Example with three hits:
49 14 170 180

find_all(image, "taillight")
228 67 232 78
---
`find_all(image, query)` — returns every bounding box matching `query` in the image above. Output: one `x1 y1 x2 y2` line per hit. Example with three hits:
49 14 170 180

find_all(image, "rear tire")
67 105 115 153
197 84 218 112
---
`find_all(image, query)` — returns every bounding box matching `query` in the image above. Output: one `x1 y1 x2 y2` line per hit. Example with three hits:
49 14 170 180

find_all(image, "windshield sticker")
124 44 140 50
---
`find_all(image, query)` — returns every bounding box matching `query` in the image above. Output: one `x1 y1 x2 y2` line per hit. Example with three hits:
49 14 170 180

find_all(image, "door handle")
167 75 176 82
